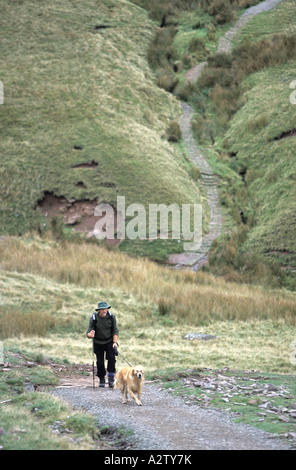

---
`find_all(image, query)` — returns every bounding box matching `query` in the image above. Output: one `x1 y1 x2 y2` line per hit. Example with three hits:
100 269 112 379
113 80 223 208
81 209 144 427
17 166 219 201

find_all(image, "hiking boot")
108 373 115 388
99 377 105 388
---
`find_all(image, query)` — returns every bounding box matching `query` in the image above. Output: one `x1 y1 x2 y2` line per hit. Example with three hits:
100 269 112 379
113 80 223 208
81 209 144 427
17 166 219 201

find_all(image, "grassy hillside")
0 0 202 260
189 0 296 289
226 0 296 275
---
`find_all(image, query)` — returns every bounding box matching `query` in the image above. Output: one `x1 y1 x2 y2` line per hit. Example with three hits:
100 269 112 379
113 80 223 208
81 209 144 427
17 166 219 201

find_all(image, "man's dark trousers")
94 341 116 379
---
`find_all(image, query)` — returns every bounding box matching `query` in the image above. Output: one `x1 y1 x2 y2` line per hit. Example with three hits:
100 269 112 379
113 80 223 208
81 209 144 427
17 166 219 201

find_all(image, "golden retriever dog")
115 365 144 406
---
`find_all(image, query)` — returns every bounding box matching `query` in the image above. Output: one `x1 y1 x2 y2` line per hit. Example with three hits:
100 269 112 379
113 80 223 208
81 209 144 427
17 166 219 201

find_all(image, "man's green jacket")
86 312 119 345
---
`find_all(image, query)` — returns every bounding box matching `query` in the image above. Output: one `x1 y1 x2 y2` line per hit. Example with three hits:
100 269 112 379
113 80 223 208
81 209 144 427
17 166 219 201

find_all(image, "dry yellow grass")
1 235 296 374
1 236 295 325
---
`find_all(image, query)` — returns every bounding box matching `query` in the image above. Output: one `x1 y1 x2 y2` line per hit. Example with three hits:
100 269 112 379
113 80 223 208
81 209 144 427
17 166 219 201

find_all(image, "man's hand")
87 330 95 338
113 343 119 356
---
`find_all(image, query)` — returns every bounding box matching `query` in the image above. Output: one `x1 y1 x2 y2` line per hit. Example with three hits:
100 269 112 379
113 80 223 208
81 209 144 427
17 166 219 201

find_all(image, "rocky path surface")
52 381 291 450
168 101 223 270
168 0 284 270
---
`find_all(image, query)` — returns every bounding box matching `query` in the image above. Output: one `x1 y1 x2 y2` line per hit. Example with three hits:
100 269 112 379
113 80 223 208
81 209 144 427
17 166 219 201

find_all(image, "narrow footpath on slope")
168 0 284 271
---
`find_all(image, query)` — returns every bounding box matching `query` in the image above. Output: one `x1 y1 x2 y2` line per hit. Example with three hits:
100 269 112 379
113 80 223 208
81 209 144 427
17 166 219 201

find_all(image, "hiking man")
86 301 119 388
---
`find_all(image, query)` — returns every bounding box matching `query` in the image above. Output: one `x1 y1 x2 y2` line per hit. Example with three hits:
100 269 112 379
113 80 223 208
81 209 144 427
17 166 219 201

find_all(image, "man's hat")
95 301 111 311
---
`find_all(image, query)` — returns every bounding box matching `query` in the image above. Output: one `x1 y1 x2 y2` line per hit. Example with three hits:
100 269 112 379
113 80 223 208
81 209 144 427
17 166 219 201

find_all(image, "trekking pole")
91 314 96 389
92 337 95 389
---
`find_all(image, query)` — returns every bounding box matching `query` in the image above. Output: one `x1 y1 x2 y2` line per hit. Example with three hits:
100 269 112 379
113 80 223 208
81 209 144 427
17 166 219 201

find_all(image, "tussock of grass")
0 308 57 339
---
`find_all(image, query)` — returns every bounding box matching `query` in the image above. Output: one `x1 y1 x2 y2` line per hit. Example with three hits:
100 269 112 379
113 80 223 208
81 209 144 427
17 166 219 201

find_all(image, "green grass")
226 0 296 274
0 0 201 261
189 0 296 288
224 63 296 267
153 368 296 437
235 0 296 44
0 351 99 450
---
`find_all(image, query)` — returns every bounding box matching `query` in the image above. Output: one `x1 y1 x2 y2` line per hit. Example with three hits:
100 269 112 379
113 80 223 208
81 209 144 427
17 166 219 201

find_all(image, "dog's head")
133 365 144 380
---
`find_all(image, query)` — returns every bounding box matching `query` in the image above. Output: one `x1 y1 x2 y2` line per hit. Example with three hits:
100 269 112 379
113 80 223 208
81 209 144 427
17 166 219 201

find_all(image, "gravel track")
51 383 291 450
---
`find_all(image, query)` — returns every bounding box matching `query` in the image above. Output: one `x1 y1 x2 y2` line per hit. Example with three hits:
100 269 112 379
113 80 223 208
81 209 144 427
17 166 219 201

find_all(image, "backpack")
91 311 114 332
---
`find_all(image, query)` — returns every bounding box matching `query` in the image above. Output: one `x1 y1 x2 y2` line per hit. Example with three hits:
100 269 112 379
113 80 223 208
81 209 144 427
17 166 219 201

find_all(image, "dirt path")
168 101 223 270
51 379 291 450
168 0 284 270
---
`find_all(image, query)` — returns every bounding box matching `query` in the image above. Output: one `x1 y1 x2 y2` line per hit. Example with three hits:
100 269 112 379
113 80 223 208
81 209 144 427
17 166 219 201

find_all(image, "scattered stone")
278 415 290 423
31 407 40 413
184 333 217 341
259 401 271 409
192 381 202 387
0 399 12 404
248 400 258 406
25 381 35 393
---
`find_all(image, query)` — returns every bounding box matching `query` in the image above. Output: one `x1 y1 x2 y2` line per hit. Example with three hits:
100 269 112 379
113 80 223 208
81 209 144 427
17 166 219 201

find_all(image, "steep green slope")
191 0 296 288
0 0 201 255
225 64 296 262
225 1 296 285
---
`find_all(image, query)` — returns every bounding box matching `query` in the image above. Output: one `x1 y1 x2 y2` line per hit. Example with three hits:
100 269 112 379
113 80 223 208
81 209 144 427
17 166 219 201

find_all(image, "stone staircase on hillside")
168 102 222 270
168 0 284 270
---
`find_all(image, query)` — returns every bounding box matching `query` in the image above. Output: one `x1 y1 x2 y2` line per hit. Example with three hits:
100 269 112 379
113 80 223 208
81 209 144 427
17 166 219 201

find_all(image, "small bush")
191 114 212 144
158 298 172 316
207 0 234 24
207 52 232 69
188 37 206 54
67 413 98 438
167 121 182 142
156 68 178 93
190 166 201 181
173 81 194 101
246 115 268 133
181 54 192 69
147 27 177 70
